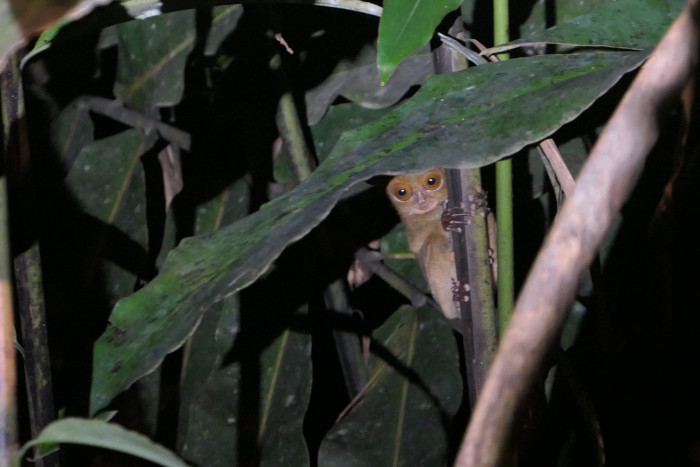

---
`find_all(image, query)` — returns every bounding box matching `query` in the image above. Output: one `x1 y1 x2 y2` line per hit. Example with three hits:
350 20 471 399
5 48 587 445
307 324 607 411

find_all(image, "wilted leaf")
158 144 183 211
91 51 647 414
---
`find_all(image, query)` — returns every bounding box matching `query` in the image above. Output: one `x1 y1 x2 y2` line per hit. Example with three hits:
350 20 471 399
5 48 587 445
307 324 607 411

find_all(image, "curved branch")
455 0 700 465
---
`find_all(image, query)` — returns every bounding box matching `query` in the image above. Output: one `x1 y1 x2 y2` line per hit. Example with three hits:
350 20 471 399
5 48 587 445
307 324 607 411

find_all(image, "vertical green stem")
493 0 510 57
266 7 365 397
493 0 514 333
495 161 514 333
436 16 498 403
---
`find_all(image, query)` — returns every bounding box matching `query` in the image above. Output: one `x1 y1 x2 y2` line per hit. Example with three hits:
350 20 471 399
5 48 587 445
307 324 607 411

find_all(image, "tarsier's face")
387 168 447 216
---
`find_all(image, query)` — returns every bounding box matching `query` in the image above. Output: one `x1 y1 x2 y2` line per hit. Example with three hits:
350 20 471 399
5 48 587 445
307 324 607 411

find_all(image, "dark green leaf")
180 329 311 466
177 179 251 448
65 128 156 306
114 10 195 111
277 103 393 183
204 5 243 56
91 51 647 413
318 306 462 465
519 0 605 39
306 44 433 125
377 0 461 84
14 418 188 467
502 0 685 52
50 100 95 169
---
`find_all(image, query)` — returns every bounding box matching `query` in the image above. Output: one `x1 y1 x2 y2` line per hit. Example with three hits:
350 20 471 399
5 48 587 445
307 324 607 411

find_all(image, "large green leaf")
176 179 250 448
276 103 393 183
90 50 648 414
377 0 461 84
306 44 433 125
498 0 685 53
180 328 312 466
519 0 605 39
64 128 156 305
14 418 188 467
318 306 461 465
114 10 195 111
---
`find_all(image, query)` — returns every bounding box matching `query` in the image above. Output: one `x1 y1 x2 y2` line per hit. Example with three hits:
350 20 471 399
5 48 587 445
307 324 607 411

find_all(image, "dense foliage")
2 0 697 465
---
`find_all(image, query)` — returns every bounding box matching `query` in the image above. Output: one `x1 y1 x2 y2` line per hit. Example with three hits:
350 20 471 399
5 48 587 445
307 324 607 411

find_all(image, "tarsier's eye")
423 170 443 190
393 182 412 201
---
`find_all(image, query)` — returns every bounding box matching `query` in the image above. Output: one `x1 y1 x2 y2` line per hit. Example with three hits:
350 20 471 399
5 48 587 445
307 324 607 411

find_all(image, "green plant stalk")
277 91 366 395
270 12 365 396
276 89 314 181
495 161 514 334
493 0 510 60
493 0 514 333
435 16 498 402
464 169 498 366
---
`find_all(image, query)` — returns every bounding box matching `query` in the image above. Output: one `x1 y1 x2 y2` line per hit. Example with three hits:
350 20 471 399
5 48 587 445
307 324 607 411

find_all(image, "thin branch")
75 96 192 151
266 7 365 397
354 248 436 310
0 49 20 467
434 17 498 406
538 138 576 199
455 0 700 465
8 51 59 467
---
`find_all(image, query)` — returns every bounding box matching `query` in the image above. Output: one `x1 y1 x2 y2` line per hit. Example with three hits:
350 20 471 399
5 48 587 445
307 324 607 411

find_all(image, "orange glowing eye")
423 170 442 190
393 182 412 201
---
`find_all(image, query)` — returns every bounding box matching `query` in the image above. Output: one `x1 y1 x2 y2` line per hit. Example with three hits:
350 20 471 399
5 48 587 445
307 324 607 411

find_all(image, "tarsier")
386 168 460 320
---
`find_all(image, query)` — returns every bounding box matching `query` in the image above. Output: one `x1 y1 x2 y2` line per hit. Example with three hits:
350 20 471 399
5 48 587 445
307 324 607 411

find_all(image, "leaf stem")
434 15 498 405
493 0 514 333
267 7 365 397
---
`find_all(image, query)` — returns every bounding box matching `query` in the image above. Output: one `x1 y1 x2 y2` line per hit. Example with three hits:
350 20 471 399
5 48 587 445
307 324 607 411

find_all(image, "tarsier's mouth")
412 199 439 215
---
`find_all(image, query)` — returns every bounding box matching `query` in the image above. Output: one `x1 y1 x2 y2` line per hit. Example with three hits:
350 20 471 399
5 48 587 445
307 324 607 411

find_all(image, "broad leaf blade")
377 0 461 84
500 0 685 53
180 329 311 466
318 306 461 465
176 179 250 449
114 10 195 111
307 44 433 125
519 0 605 39
63 128 155 306
91 51 647 413
15 418 187 467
